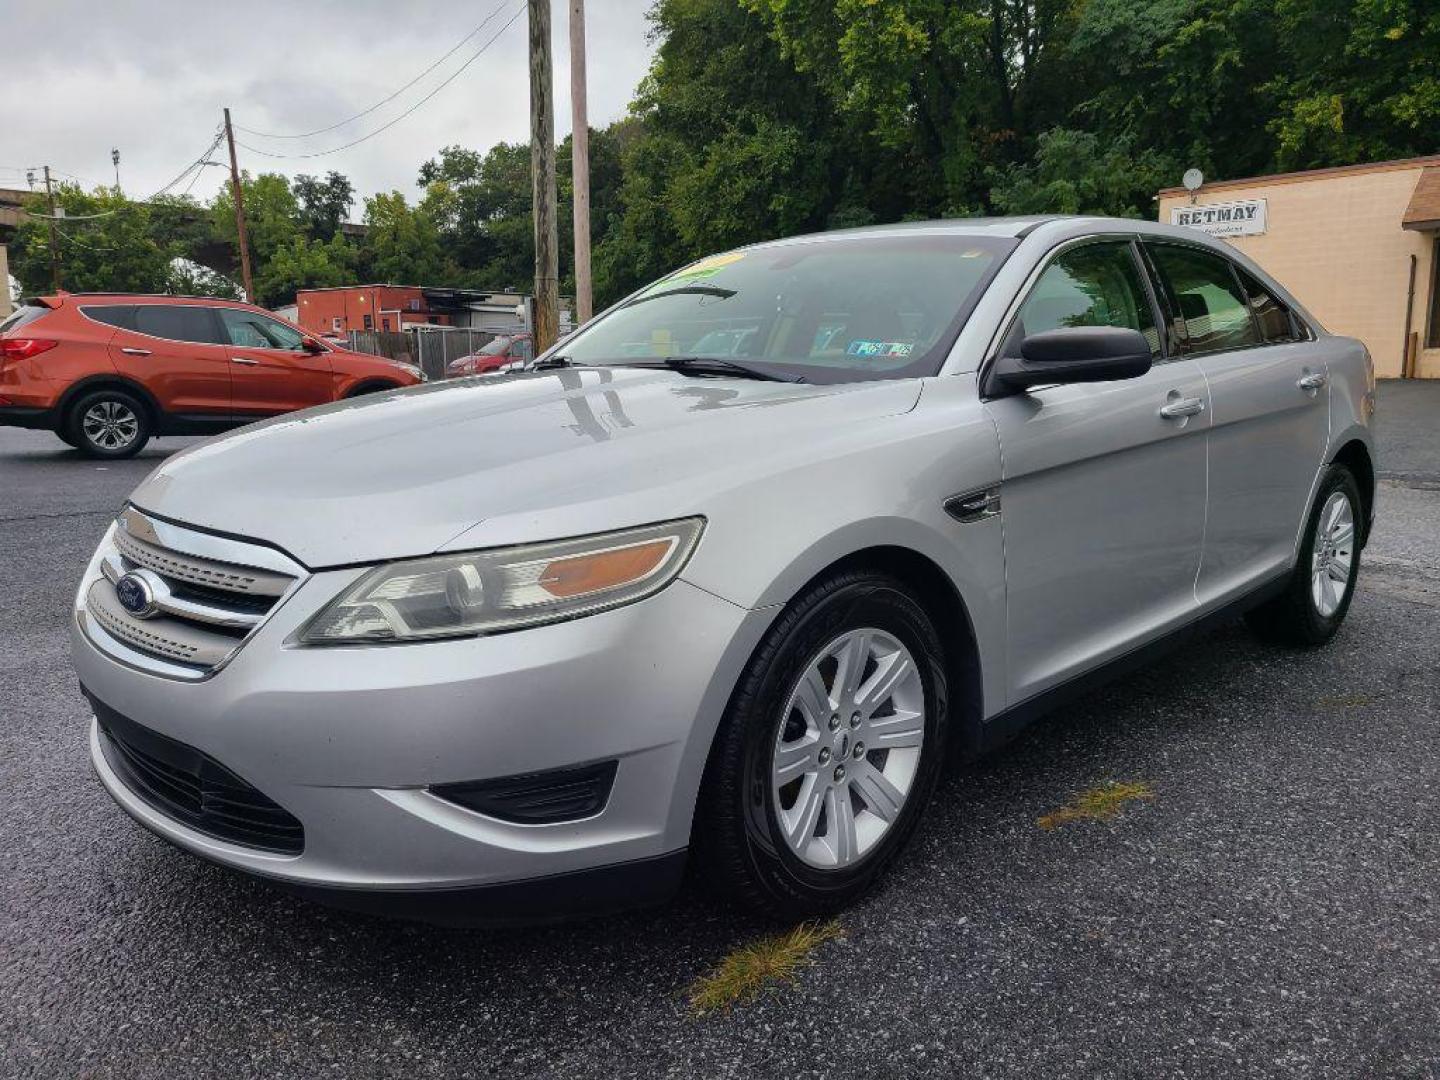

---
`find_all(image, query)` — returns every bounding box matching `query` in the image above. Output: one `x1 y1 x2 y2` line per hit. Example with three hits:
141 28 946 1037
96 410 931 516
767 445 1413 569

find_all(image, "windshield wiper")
620 285 737 309
640 355 805 383
532 354 575 370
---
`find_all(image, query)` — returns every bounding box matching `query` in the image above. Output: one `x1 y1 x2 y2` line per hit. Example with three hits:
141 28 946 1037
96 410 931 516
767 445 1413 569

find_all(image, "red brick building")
295 285 446 336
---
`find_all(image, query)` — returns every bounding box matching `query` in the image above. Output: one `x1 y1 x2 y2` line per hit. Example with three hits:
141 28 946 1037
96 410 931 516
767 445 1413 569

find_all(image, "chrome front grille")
80 508 306 678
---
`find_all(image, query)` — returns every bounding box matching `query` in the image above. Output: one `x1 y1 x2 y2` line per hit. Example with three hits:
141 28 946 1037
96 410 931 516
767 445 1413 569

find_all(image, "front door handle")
1297 372 1328 391
119 347 151 356
231 357 260 366
1159 396 1206 419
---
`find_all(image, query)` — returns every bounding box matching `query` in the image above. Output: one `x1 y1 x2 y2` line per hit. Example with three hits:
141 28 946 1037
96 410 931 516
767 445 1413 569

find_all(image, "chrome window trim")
78 302 227 348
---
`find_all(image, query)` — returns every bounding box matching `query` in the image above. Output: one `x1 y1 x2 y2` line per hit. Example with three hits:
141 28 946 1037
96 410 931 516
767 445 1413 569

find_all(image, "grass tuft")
1037 780 1155 830
689 919 843 1014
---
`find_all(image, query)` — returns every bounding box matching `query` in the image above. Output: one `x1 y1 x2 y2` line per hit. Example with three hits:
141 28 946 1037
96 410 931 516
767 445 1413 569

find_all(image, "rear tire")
56 427 81 449
1244 464 1361 647
66 389 151 459
693 570 949 920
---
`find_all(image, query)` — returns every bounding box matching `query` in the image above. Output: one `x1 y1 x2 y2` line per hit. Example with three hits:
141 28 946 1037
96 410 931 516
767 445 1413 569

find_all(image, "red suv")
0 293 424 458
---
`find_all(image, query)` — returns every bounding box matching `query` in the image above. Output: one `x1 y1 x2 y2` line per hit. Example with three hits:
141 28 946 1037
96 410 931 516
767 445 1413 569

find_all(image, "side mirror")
986 326 1152 396
300 337 326 354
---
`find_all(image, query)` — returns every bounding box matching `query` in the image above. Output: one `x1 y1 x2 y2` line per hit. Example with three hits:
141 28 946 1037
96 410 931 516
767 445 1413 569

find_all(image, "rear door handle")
119 347 151 356
1297 372 1328 390
1159 396 1206 419
231 357 260 366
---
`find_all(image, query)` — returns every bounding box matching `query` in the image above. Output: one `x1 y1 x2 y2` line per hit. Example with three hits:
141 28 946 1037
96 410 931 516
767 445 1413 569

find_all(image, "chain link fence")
345 327 503 381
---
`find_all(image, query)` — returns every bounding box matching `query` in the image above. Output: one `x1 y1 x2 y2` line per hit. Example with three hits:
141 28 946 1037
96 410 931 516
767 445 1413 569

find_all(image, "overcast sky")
0 0 656 208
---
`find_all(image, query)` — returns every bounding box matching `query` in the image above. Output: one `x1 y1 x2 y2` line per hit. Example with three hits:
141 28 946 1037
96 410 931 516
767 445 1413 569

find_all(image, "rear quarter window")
80 305 138 331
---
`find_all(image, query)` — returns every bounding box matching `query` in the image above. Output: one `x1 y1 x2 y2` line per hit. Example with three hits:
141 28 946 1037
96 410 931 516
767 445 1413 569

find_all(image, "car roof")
37 292 260 308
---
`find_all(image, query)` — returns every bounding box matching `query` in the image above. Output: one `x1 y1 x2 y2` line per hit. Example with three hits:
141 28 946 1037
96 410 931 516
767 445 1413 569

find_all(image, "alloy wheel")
1310 490 1355 618
82 400 140 451
771 628 926 869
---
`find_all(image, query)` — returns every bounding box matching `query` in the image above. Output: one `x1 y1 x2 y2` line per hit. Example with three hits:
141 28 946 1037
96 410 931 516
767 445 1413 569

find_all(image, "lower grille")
431 760 619 824
92 697 304 855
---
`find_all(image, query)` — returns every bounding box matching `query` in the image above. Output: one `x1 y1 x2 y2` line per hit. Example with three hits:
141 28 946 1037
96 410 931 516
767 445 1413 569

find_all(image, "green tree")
292 171 356 240
359 191 448 284
10 184 179 296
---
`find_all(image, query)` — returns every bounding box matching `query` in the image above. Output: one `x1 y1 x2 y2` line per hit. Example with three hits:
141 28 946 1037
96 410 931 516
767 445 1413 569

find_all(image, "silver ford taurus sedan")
71 217 1376 924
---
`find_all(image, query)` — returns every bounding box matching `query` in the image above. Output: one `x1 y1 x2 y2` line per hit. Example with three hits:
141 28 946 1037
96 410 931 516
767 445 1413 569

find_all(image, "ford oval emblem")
115 572 157 618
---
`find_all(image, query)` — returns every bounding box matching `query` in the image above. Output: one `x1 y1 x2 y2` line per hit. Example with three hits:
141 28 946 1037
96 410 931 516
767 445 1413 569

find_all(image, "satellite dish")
1182 168 1204 193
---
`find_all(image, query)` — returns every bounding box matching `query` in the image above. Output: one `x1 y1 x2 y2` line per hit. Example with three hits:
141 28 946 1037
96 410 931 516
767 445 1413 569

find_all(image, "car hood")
131 368 923 567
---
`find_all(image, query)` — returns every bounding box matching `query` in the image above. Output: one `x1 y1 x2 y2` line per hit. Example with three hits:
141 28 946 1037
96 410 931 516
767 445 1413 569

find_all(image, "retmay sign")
1170 199 1268 237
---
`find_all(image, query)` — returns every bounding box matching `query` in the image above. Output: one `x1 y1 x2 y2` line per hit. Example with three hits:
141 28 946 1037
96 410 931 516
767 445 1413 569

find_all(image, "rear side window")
1234 267 1301 343
1007 241 1161 359
1146 244 1263 354
132 304 224 345
81 305 138 331
0 304 50 335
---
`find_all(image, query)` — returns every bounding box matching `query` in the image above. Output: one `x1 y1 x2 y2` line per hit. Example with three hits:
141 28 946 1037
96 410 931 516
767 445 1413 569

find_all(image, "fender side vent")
431 760 619 824
944 486 1001 523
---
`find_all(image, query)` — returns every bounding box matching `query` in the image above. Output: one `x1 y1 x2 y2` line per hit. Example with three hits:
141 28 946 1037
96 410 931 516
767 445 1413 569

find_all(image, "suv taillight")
0 339 58 362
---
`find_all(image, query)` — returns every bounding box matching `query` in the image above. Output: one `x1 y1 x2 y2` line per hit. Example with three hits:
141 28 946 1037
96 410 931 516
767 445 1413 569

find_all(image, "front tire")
67 389 151 459
1245 463 1362 647
694 570 949 920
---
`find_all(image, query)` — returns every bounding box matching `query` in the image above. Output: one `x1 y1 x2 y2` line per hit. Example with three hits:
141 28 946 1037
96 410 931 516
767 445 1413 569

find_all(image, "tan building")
1158 155 1440 379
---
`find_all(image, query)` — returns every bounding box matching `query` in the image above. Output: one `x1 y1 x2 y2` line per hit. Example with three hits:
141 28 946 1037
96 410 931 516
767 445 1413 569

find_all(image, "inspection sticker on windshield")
846 340 914 358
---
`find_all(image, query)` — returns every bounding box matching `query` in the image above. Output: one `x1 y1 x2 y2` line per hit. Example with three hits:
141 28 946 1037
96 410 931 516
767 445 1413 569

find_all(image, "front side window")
217 308 307 351
558 235 1017 383
1006 241 1161 358
133 304 223 345
1235 266 1300 343
1146 244 1263 354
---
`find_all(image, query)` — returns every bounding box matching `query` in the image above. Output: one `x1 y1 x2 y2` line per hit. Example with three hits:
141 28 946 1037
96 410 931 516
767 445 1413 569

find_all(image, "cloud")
0 0 655 209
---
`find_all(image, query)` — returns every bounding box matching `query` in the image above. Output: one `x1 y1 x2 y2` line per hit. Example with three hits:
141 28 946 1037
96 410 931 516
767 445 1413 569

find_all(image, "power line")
236 1 525 161
236 0 515 141
23 131 225 221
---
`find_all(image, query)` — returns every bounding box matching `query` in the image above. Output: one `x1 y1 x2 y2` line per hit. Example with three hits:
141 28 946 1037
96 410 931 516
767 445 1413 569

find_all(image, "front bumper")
73 557 770 916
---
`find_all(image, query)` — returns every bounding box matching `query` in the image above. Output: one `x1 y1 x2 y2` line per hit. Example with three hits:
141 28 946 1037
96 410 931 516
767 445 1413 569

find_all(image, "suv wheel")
1245 463 1362 647
694 570 949 919
68 389 151 459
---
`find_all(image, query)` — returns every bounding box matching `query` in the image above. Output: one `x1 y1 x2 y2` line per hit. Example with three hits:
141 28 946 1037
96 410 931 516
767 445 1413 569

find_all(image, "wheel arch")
55 375 163 431
343 379 402 399
1329 437 1375 545
764 544 986 764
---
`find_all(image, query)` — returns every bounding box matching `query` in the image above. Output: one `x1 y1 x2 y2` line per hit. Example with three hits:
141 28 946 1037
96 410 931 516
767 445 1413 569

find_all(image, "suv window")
0 304 51 335
1234 266 1301 343
1146 244 1263 354
217 307 308 351
1007 241 1160 358
80 305 138 331
133 304 224 345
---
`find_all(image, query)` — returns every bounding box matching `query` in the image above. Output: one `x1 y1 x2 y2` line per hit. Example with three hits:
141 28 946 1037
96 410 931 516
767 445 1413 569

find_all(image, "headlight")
392 360 426 382
299 518 704 644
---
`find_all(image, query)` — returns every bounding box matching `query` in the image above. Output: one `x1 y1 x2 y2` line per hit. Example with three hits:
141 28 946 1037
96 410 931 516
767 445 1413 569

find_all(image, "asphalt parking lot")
3 383 1439 1079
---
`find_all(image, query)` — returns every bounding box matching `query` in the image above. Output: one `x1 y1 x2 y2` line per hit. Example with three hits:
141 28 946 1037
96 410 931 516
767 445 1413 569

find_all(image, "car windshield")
479 336 513 356
558 234 1016 383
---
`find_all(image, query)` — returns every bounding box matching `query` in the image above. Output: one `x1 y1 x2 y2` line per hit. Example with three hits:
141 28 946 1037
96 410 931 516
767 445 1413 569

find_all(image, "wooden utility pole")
42 166 61 293
528 0 560 353
223 108 256 303
569 0 592 324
